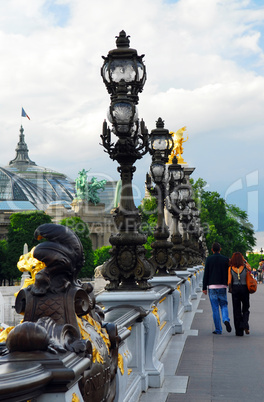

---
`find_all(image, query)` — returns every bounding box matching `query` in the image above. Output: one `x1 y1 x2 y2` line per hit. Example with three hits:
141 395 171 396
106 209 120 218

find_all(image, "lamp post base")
101 230 155 291
150 240 177 276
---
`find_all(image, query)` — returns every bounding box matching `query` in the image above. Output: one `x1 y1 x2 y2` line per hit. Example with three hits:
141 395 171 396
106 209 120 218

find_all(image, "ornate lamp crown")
149 118 174 162
101 30 146 104
168 156 184 182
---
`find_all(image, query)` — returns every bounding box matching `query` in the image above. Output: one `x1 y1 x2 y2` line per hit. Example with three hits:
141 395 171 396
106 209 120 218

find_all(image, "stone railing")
0 265 203 401
97 265 204 402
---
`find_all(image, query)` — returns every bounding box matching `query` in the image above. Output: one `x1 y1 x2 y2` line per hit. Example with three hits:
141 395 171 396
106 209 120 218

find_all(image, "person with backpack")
203 242 232 335
228 252 252 336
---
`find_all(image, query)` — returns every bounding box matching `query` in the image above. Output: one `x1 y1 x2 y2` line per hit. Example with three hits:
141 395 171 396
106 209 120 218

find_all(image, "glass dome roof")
0 126 76 209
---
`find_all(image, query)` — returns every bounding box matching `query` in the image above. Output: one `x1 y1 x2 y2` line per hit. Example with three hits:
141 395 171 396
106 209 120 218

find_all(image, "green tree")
94 246 111 267
59 216 94 279
191 178 256 258
138 197 157 258
4 211 52 284
247 253 262 269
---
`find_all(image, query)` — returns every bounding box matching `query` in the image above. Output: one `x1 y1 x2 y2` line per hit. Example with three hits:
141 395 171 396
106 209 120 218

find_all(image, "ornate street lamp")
148 117 174 161
146 118 176 275
166 156 186 267
100 31 154 290
101 30 146 105
187 204 201 266
178 180 196 267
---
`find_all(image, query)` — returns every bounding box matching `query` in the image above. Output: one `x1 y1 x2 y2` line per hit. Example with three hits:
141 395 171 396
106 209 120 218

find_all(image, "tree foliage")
94 246 111 268
247 253 263 269
3 211 52 284
59 216 94 279
191 178 256 258
138 196 157 258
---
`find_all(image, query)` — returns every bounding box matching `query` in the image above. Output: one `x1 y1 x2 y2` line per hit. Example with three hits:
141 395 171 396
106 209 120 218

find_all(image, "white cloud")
0 0 264 229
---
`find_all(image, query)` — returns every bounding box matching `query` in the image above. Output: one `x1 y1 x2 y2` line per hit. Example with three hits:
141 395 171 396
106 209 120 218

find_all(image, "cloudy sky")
1 0 264 236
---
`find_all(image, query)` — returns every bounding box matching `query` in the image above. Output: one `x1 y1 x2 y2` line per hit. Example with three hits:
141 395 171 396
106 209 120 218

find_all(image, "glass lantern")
107 80 138 136
150 160 165 183
149 118 174 163
101 30 146 103
168 156 184 183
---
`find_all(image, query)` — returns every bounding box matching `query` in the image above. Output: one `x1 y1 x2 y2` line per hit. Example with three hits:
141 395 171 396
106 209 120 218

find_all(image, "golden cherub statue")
167 126 189 165
15 247 46 296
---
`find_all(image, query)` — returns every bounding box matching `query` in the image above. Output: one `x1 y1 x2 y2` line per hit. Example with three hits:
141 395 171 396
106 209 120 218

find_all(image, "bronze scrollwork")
1 223 119 401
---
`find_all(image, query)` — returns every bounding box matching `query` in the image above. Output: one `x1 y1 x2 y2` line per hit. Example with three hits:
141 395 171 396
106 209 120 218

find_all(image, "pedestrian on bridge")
203 242 232 335
228 252 251 336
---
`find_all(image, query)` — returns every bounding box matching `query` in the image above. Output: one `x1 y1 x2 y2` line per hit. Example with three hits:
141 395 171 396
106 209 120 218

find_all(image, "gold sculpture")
15 247 46 295
167 126 188 165
72 393 80 402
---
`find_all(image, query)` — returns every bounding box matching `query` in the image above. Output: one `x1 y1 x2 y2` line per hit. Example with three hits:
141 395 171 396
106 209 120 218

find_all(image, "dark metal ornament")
4 223 119 402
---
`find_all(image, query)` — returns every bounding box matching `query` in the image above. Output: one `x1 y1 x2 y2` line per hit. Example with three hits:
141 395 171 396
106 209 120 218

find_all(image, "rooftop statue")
75 168 89 200
88 176 107 205
0 223 119 401
75 169 106 204
167 126 189 165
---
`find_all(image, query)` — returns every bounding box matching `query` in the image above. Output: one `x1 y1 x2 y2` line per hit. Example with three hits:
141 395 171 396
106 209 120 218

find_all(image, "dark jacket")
203 253 229 291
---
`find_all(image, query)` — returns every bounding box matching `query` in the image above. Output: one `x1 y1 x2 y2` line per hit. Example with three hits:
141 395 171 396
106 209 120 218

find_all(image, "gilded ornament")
151 306 160 326
160 321 167 331
72 393 80 402
158 297 167 304
118 353 124 375
167 126 189 165
15 247 46 296
177 285 182 296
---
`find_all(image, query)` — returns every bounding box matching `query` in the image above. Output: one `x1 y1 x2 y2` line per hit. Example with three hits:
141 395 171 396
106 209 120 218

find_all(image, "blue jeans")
209 288 230 334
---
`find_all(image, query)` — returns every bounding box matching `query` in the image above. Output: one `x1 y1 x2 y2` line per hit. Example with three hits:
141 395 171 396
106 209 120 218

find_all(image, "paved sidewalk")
140 284 264 402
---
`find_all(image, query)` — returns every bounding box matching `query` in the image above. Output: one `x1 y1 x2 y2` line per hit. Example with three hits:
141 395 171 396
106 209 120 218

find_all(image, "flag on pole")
21 107 30 120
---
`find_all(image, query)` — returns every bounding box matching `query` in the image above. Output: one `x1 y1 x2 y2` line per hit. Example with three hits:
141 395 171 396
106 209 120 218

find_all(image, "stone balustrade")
97 265 204 402
0 265 204 401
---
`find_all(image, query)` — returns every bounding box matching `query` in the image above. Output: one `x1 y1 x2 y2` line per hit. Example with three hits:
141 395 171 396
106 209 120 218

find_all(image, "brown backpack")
245 268 257 294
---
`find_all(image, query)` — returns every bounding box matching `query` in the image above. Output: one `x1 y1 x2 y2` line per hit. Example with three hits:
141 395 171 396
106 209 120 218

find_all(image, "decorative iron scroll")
1 223 119 402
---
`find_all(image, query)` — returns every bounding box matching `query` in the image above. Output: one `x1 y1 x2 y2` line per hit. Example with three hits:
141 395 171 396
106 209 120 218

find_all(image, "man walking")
203 242 232 334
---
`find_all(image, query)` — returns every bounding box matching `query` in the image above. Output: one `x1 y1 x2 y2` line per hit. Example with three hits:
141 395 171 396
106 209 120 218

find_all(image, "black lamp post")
187 203 201 266
147 118 177 275
178 180 197 267
166 156 186 268
100 31 154 290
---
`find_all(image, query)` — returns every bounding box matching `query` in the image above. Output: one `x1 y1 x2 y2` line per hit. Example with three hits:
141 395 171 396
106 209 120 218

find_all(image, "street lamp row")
100 31 205 290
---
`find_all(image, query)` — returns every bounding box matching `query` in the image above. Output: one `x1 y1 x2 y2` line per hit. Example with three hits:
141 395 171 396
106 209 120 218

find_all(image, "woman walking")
228 252 251 336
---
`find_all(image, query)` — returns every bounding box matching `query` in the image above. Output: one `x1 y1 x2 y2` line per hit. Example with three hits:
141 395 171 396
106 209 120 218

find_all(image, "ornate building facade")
0 126 117 249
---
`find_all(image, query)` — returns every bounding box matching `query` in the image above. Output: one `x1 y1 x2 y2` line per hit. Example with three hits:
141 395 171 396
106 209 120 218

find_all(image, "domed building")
0 125 76 210
0 126 117 249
